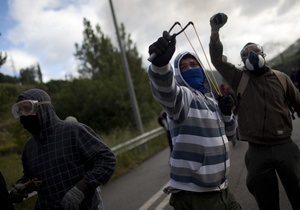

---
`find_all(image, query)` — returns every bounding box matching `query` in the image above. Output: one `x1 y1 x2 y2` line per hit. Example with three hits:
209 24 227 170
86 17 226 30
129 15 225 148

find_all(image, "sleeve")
75 125 116 197
285 74 300 116
148 64 190 123
18 139 35 184
222 114 238 142
209 34 243 92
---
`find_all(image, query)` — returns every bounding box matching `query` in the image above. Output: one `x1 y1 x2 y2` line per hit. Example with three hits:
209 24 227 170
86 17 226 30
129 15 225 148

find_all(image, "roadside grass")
99 119 159 148
1 120 168 210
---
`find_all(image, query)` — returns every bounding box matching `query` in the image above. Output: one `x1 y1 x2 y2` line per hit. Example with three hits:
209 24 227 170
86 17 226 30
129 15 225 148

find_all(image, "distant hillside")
267 38 300 75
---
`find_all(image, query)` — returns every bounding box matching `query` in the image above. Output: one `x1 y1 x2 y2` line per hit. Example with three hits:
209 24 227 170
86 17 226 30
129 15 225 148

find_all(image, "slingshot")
148 21 192 62
148 21 221 96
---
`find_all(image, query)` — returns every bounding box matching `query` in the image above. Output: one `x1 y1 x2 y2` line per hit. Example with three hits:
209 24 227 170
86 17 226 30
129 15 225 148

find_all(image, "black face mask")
20 115 40 134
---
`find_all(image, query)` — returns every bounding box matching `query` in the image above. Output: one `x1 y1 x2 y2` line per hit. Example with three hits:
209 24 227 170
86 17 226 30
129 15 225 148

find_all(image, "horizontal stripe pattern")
148 52 236 190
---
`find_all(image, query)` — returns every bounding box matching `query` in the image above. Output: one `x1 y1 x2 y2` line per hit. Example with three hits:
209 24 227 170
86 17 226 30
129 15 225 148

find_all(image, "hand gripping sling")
148 21 222 96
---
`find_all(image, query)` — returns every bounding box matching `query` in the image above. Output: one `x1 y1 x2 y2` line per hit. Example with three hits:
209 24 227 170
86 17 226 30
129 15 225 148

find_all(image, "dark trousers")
169 188 241 210
245 141 300 210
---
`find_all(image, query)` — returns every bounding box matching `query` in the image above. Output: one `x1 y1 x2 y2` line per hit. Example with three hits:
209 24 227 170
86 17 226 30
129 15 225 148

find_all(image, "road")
102 118 300 210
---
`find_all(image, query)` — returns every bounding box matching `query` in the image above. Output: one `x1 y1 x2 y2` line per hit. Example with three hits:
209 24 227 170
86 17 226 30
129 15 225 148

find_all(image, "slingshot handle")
147 52 157 62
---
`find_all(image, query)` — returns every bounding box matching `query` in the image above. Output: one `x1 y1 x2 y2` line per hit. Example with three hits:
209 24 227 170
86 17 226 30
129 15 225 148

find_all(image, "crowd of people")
1 12 300 210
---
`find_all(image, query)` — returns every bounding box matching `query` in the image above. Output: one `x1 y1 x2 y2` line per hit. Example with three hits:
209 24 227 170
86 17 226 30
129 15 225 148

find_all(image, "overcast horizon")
1 0 300 82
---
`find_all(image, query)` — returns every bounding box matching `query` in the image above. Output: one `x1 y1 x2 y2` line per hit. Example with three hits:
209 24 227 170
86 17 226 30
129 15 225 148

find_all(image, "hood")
17 88 60 135
173 51 211 93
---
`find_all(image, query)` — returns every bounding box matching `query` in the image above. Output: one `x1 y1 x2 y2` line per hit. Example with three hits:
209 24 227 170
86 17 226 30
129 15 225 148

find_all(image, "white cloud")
2 49 37 76
2 0 300 82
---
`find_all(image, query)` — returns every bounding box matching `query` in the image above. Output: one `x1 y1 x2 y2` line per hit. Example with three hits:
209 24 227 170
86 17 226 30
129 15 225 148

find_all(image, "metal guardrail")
111 127 165 155
17 127 165 204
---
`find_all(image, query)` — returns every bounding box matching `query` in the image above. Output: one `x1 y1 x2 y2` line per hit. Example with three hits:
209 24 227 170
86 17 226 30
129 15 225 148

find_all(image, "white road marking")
138 182 169 210
154 193 170 210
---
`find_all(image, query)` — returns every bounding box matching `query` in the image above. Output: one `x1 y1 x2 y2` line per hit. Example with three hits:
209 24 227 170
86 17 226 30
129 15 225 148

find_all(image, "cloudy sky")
1 0 300 82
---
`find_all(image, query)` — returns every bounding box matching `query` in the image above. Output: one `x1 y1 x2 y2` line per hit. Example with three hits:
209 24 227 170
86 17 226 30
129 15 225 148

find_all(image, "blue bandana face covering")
181 67 206 94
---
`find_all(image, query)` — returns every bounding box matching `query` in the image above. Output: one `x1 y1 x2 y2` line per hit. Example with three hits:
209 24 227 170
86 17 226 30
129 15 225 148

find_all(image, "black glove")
62 186 85 210
9 187 27 203
210 13 228 32
9 178 42 203
148 31 176 67
218 93 236 115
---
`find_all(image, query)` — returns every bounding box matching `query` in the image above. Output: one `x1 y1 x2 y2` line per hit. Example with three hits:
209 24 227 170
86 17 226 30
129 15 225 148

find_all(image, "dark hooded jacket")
15 89 116 210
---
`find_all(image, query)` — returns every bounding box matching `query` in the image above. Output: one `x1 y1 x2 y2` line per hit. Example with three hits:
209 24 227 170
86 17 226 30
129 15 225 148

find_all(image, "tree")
0 52 7 68
70 18 161 133
19 67 36 84
19 63 44 84
118 23 161 123
0 72 19 83
36 63 43 83
74 18 120 80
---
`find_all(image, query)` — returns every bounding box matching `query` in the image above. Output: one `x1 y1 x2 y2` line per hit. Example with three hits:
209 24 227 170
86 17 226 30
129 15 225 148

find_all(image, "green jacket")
209 35 300 145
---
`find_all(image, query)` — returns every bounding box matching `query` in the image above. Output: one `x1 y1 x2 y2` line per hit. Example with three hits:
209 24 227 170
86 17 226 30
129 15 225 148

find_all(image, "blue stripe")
172 151 228 165
170 173 226 188
172 125 224 138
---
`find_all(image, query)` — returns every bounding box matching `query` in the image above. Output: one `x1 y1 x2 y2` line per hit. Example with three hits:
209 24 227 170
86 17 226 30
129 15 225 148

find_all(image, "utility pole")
108 0 144 134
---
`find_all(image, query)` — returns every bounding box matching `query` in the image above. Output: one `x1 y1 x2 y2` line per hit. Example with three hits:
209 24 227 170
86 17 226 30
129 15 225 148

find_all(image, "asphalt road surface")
102 118 300 210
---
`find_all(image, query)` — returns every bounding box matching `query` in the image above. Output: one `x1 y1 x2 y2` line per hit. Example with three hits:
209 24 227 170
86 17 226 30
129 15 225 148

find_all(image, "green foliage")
20 67 37 84
19 63 44 85
0 72 19 83
0 84 18 114
69 18 161 133
0 84 33 153
74 18 120 80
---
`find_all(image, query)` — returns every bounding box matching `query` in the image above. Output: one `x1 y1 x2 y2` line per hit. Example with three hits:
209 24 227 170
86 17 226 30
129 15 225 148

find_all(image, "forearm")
211 31 219 42
76 127 116 196
148 65 179 111
223 115 237 142
209 33 224 68
77 150 116 197
209 34 241 90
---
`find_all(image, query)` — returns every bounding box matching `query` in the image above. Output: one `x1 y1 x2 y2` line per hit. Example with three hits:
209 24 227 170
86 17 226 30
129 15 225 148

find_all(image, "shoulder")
59 121 92 135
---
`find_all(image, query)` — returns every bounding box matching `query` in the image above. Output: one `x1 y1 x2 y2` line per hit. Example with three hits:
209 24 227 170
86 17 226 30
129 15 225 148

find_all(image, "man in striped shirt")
147 31 241 210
